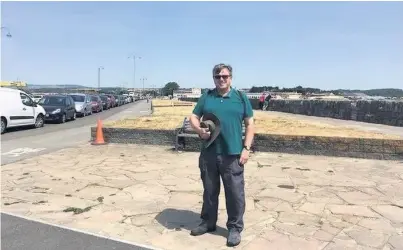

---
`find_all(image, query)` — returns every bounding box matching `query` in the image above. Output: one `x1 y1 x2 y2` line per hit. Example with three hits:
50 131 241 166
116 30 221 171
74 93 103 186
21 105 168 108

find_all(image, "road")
1 213 156 250
1 100 151 165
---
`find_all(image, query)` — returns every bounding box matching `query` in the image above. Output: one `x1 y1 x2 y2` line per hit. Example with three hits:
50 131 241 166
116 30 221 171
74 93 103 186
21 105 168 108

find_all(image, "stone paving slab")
2 144 403 250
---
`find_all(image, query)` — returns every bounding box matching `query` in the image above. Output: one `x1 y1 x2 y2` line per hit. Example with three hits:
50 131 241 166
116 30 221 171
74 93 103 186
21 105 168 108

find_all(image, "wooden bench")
174 117 246 151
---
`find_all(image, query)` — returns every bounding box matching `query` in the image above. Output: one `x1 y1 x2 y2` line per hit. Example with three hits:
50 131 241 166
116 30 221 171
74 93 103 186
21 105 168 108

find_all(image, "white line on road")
140 111 150 113
1 147 47 157
1 211 163 250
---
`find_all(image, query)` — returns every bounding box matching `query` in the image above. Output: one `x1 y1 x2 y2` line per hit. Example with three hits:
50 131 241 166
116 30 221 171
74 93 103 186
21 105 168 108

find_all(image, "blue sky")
1 1 402 90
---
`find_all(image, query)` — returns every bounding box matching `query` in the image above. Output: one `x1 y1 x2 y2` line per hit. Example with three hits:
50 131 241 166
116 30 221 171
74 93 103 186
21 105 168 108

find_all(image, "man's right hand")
198 127 211 140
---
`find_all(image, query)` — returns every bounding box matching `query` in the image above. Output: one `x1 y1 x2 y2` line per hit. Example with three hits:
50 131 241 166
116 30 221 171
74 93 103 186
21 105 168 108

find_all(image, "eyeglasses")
214 75 231 80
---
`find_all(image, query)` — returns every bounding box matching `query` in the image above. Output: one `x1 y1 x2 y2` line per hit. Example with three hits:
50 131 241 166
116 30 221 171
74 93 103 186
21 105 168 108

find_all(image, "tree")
162 82 180 96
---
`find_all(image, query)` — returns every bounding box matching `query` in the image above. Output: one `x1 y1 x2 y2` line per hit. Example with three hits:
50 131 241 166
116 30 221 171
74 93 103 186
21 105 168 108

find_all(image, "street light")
97 66 104 90
128 55 141 91
1 26 12 38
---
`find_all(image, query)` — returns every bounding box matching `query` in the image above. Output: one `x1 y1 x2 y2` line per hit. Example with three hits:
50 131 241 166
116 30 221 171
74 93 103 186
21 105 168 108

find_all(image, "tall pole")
98 66 104 91
128 55 141 93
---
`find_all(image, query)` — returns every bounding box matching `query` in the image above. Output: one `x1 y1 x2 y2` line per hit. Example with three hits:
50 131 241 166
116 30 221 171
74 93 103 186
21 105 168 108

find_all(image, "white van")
0 88 46 134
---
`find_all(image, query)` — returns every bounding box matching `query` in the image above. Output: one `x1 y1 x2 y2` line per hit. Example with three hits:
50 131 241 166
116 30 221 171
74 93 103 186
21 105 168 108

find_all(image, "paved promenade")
2 143 403 249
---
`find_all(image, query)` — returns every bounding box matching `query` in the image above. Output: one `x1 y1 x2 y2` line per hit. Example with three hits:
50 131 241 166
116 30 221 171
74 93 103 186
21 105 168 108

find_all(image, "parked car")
126 96 131 103
68 93 92 117
31 94 44 103
0 88 46 134
112 95 120 106
106 94 117 108
38 95 76 123
90 95 103 113
118 95 125 106
100 95 111 110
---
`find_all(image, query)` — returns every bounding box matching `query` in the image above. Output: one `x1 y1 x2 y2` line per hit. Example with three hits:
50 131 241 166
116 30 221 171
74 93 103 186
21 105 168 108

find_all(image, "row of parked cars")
0 87 137 134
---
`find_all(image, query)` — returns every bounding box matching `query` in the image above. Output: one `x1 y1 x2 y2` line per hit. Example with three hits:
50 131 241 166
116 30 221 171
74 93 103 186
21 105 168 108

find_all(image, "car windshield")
91 96 98 101
38 96 65 106
100 96 108 101
70 95 85 102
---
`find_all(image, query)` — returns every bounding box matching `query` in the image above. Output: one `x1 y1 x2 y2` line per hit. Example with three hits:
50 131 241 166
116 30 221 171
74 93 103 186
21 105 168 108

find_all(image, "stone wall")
179 97 403 127
91 128 175 146
91 127 403 160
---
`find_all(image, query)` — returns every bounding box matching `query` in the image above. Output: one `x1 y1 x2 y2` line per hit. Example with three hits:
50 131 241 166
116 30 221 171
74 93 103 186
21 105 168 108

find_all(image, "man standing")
263 93 272 110
189 63 255 247
259 93 265 110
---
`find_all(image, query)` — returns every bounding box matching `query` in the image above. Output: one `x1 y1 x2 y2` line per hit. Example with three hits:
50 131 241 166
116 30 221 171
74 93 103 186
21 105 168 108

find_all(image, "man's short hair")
212 63 233 76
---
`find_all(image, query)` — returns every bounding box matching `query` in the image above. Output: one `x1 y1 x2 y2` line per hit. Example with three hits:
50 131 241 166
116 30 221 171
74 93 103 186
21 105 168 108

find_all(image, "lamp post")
97 66 104 91
128 55 141 92
1 26 12 38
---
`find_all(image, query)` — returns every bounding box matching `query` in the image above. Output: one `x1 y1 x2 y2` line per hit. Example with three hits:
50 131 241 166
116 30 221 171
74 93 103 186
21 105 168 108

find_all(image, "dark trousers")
198 150 245 232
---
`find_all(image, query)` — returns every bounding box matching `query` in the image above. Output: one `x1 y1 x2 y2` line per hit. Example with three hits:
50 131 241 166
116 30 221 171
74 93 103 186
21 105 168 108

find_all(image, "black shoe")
227 229 241 247
190 222 216 236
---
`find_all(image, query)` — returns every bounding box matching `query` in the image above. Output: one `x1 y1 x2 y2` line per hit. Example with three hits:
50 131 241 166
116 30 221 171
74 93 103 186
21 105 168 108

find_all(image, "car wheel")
60 114 66 123
34 114 44 128
1 117 7 134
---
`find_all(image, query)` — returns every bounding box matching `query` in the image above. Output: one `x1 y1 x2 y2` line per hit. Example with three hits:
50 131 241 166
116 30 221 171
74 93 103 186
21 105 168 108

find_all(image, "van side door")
12 92 36 126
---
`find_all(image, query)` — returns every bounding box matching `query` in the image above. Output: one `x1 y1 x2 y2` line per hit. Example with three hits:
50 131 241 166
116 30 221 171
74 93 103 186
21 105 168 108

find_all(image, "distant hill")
336 88 403 98
250 85 403 98
27 84 89 89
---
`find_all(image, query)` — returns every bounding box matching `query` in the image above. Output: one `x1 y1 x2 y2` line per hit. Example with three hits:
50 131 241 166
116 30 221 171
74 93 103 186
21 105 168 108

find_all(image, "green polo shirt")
192 87 254 155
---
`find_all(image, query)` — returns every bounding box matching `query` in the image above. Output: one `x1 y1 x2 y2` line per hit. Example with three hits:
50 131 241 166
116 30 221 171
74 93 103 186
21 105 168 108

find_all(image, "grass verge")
103 100 401 139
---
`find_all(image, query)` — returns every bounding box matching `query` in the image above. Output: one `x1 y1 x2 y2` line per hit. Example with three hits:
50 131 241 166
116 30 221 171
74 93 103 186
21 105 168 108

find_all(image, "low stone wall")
91 127 403 160
266 99 403 127
179 97 403 127
91 128 175 146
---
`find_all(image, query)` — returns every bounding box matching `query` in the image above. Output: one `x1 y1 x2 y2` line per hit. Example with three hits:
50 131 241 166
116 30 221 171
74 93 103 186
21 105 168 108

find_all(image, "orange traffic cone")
92 118 107 145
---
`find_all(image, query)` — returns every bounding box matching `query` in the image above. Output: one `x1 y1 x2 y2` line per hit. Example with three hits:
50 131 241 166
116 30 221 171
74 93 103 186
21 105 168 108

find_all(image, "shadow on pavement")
154 208 227 238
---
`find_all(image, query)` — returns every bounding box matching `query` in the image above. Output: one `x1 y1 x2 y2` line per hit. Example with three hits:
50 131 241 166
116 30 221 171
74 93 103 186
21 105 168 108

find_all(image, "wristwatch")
243 145 250 151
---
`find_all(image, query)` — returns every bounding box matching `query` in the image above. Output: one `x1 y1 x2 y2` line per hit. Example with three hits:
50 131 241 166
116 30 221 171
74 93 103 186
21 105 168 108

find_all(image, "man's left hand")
239 149 250 165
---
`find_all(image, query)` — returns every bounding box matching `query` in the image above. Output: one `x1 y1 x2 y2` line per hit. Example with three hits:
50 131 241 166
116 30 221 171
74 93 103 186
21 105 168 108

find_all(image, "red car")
100 95 112 110
90 95 103 112
106 94 117 108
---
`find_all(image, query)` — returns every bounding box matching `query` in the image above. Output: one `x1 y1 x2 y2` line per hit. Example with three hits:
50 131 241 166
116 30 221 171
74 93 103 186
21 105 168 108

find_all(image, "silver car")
68 93 92 117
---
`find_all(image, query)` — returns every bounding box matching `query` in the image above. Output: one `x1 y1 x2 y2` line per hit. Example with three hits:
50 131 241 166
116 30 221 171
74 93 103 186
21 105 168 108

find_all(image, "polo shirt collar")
214 87 234 98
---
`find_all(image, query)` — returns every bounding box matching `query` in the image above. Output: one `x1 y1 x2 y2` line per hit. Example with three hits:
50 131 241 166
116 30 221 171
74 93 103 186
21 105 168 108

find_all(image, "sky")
1 1 403 90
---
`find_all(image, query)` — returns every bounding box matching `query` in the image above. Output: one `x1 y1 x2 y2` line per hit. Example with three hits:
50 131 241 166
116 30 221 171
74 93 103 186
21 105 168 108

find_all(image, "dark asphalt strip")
1 213 159 250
